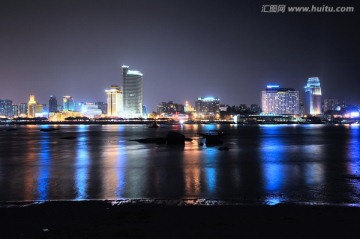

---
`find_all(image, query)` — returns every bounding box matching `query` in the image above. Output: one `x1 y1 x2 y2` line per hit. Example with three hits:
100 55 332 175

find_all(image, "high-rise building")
27 95 37 118
122 65 143 118
0 99 13 117
195 97 220 118
304 77 322 115
105 85 123 117
63 96 75 111
12 105 19 117
261 85 299 115
19 103 27 116
49 96 58 113
323 98 340 113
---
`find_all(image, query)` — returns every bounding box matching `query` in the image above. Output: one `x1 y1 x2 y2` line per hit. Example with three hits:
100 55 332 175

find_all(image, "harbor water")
0 124 359 205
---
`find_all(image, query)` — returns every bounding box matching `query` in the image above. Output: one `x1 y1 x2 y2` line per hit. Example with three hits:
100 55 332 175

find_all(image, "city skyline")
0 0 359 111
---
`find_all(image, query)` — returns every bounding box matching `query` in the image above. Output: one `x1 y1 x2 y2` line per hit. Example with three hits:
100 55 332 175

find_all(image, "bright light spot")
267 84 280 89
350 112 359 118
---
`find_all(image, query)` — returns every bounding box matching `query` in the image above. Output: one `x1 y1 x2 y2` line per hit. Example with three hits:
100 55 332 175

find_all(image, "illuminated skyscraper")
304 77 322 115
122 65 143 118
27 95 37 118
261 85 299 115
49 96 58 113
63 96 75 111
105 85 123 117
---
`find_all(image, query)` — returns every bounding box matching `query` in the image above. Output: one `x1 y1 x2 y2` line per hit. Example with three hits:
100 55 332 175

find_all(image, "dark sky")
1 0 359 111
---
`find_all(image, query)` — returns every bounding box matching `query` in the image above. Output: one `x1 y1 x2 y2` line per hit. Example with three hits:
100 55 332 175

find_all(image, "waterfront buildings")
27 95 37 118
157 101 185 115
105 85 123 117
195 97 220 119
184 101 196 113
19 103 27 116
82 102 102 118
261 85 299 115
63 96 75 111
48 111 83 121
0 99 13 117
304 77 322 115
122 65 143 118
49 96 58 113
95 102 108 115
35 104 47 117
12 105 19 117
323 98 340 113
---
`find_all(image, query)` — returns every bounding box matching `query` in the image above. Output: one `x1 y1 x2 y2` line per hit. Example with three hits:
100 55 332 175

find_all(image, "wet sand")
1 201 359 239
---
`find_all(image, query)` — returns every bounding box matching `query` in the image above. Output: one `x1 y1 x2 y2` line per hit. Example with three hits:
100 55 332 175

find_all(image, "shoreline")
1 200 360 238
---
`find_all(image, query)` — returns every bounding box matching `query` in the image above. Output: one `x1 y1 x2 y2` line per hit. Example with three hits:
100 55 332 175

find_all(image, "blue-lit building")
122 65 143 118
304 77 322 115
195 97 220 119
49 96 58 113
63 96 75 111
0 99 13 117
19 103 27 116
261 85 299 115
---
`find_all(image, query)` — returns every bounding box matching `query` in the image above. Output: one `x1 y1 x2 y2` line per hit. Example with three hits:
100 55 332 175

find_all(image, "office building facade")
261 85 299 115
105 85 123 117
27 95 37 118
122 65 143 118
0 99 13 117
63 96 75 111
49 96 58 113
195 97 220 118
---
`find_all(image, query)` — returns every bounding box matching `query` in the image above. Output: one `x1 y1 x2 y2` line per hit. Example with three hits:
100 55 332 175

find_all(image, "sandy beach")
1 201 359 239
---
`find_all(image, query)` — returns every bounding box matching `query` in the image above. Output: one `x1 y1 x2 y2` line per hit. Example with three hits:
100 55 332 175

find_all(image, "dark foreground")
1 201 359 239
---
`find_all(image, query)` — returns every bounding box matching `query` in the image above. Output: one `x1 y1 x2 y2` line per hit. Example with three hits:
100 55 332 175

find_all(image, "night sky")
1 0 359 111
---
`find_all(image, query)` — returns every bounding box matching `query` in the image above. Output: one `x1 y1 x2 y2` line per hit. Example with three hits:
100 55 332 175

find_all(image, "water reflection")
347 125 360 199
101 125 126 198
260 126 286 204
183 149 201 197
1 124 360 205
38 133 50 200
24 138 38 201
204 149 218 196
75 128 89 199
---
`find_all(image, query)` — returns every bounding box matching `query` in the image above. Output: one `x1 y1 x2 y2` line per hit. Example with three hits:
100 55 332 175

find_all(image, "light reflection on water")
0 124 359 205
38 133 50 201
75 130 89 200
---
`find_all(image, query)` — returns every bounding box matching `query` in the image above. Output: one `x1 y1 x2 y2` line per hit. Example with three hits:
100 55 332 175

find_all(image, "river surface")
0 124 359 205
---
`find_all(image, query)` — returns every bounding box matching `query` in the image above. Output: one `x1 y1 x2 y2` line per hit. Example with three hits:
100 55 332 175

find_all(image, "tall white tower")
122 65 143 118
